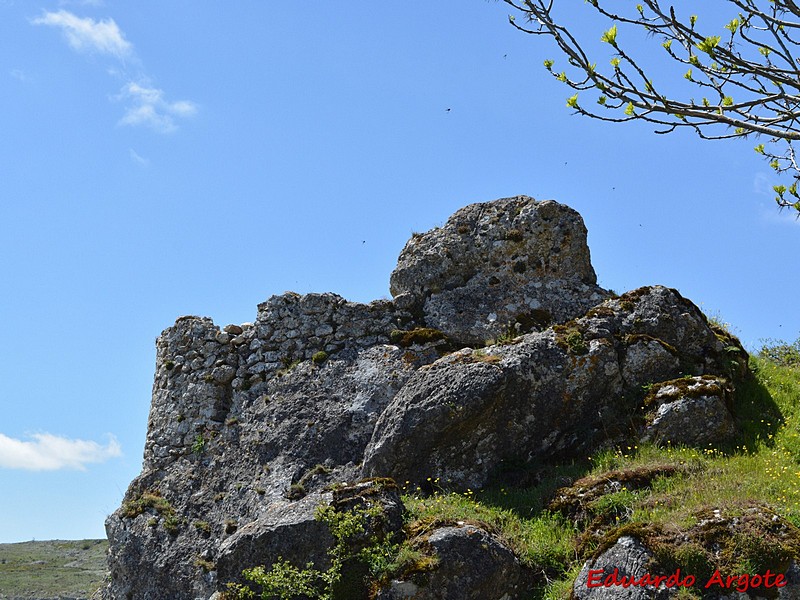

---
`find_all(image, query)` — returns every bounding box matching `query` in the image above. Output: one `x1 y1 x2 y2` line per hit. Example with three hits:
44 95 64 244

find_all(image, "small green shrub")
227 562 327 599
565 329 587 355
225 500 398 600
312 351 329 365
192 434 206 456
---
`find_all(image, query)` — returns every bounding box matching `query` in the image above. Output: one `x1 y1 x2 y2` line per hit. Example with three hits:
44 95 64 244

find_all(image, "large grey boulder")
362 286 735 489
641 376 736 446
390 196 609 344
376 524 531 600
215 493 334 589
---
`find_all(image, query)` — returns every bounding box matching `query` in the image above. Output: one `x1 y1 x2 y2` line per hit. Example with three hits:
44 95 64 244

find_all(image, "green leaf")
770 159 780 170
544 59 554 69
755 144 765 154
773 184 786 196
690 15 698 27
689 55 700 66
566 94 579 108
557 71 567 82
610 57 621 68
624 102 635 116
722 96 733 107
684 69 693 80
735 127 746 135
696 36 721 54
759 46 771 57
662 39 672 50
598 95 607 105
601 25 618 45
725 18 739 33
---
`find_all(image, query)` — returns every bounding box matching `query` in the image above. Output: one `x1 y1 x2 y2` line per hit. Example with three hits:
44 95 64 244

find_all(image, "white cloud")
32 10 131 59
33 10 197 133
118 82 197 134
0 432 121 471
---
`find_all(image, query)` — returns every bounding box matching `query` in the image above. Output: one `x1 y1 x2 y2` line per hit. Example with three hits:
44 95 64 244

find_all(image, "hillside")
0 539 107 600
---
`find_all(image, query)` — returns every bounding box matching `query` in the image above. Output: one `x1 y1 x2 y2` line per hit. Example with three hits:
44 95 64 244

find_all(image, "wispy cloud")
32 10 132 59
129 148 149 166
32 9 196 134
0 432 121 471
753 172 774 198
10 69 29 82
118 82 197 133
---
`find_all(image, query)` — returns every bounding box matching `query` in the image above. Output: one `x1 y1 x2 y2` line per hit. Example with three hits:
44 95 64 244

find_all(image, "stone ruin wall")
144 293 410 471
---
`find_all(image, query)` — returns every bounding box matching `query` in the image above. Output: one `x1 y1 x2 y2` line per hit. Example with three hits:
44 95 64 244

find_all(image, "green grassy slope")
0 539 107 599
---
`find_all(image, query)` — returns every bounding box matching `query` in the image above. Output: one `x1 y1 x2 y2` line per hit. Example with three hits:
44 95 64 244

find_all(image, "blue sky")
0 2 797 543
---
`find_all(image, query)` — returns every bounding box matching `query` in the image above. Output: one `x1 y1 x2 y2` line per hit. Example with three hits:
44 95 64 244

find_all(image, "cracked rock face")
390 196 610 344
98 196 749 600
361 286 734 490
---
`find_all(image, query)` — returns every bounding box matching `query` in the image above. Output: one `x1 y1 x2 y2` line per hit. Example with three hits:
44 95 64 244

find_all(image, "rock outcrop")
361 286 737 489
390 197 608 344
99 196 753 600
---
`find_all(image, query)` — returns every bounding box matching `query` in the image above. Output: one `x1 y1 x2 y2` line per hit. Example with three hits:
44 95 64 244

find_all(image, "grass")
0 539 108 598
398 348 800 599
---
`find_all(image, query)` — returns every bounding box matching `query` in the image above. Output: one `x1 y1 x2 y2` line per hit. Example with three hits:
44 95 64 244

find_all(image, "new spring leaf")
696 36 721 54
601 25 618 45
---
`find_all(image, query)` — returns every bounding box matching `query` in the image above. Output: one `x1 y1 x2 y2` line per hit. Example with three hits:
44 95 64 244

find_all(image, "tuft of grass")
389 328 448 348
121 490 173 519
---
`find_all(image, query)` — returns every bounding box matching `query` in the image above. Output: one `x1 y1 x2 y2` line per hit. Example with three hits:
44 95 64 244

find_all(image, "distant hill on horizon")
0 539 107 600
